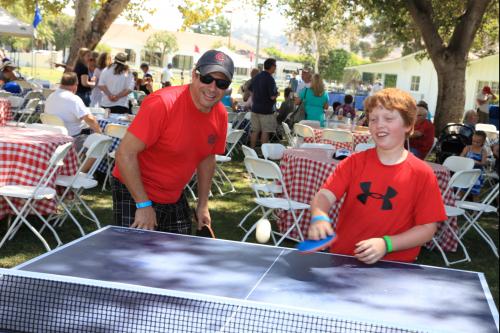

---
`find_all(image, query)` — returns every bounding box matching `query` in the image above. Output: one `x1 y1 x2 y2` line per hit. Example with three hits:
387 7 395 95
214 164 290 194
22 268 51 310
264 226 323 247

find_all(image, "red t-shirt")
409 120 435 158
113 85 227 203
322 149 446 262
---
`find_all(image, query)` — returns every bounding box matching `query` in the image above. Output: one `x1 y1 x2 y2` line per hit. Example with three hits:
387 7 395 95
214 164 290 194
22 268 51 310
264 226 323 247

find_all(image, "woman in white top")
90 52 111 107
98 52 134 114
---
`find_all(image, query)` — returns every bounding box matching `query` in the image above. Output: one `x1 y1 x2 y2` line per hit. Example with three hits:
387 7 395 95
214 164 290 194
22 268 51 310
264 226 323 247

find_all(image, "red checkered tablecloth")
0 98 12 126
0 126 79 220
304 128 372 150
277 148 458 252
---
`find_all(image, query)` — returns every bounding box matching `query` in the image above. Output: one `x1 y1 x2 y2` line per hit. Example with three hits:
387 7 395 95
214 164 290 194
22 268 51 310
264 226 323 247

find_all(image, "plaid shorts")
111 176 192 234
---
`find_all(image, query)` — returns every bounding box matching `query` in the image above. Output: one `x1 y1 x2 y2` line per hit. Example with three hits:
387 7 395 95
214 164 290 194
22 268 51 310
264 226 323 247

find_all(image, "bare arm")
196 154 216 228
354 223 437 264
115 132 157 230
308 189 337 240
80 74 95 88
81 114 102 134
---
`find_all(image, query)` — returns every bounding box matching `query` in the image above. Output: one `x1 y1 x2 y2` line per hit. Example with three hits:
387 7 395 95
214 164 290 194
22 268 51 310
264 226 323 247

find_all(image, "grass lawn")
0 155 498 310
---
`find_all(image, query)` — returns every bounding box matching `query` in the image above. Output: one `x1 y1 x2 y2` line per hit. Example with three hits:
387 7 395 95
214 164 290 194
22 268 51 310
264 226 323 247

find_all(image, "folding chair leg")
241 208 274 243
238 205 262 232
275 209 306 246
459 213 499 258
432 222 471 266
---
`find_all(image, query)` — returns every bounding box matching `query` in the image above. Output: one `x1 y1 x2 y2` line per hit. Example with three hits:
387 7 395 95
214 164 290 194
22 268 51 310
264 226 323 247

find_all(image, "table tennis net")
0 271 424 333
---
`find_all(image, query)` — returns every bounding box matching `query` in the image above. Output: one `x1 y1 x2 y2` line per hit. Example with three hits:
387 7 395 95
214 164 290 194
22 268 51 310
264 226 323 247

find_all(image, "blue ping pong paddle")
296 234 335 253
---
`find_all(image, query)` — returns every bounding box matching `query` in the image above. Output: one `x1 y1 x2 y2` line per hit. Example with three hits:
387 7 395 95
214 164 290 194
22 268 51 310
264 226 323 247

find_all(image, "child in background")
460 130 488 201
307 88 446 264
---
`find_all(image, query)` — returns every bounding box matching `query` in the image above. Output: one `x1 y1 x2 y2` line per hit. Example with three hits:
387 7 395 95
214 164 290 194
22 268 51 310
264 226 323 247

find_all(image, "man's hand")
196 205 211 229
131 206 157 230
354 238 387 264
307 221 334 240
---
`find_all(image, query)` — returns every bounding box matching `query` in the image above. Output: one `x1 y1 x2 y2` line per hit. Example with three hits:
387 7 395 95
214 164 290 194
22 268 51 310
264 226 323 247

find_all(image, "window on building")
362 72 374 84
234 67 247 76
125 49 136 64
384 74 397 88
410 76 420 91
173 55 193 70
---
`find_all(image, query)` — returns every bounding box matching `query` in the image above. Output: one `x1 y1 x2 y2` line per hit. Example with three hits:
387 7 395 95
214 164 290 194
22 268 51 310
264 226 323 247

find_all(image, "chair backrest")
281 122 297 147
443 156 474 173
23 90 43 101
241 145 258 158
104 123 128 139
78 133 109 159
23 98 40 111
87 107 106 115
224 129 245 157
444 169 481 201
261 143 286 160
423 137 438 160
299 120 321 128
36 142 73 191
79 134 113 177
7 96 23 108
244 156 291 200
293 123 315 141
355 142 375 152
300 143 335 150
232 112 247 129
42 88 55 99
322 128 353 144
40 113 65 127
475 123 497 132
26 123 69 135
0 91 12 98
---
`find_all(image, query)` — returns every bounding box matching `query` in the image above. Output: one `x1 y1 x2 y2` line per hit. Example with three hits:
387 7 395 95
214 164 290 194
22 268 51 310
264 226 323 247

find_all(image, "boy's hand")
308 221 334 240
354 238 387 264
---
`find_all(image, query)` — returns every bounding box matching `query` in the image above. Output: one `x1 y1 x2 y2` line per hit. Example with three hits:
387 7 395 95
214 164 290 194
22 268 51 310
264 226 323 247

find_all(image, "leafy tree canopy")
178 0 229 31
191 16 230 37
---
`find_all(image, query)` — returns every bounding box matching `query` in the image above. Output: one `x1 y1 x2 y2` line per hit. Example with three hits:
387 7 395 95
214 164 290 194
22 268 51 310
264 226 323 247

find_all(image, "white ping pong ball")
255 219 272 243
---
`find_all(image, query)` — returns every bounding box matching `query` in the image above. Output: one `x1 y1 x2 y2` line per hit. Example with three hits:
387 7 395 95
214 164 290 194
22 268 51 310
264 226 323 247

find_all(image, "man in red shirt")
409 103 435 159
112 50 233 234
307 88 445 263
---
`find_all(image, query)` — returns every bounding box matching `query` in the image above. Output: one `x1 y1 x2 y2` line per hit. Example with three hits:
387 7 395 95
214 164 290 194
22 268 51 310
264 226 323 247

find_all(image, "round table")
304 128 372 150
0 98 12 126
0 126 79 219
278 148 458 252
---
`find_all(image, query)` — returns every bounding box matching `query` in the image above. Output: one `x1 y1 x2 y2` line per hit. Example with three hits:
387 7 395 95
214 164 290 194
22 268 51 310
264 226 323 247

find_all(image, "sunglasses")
197 72 231 90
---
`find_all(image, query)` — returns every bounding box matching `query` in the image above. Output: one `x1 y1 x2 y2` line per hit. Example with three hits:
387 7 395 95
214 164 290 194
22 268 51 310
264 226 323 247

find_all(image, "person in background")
0 60 19 86
112 49 232 234
370 79 383 96
476 86 497 124
460 131 488 201
248 58 279 148
276 87 295 125
139 73 154 95
88 51 99 79
409 103 435 159
288 71 299 96
45 72 101 151
140 62 151 78
90 52 112 107
98 52 134 114
335 94 356 121
161 63 174 88
296 73 329 127
74 48 95 106
239 68 260 111
296 67 312 94
307 88 445 264
221 88 236 110
460 109 478 142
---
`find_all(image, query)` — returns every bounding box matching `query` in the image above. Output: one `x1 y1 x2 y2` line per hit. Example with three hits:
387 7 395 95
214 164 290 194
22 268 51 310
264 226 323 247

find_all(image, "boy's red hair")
364 88 417 129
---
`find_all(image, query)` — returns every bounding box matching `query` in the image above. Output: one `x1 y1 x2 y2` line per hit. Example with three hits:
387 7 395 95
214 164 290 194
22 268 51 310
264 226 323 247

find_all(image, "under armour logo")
207 134 217 145
357 182 397 210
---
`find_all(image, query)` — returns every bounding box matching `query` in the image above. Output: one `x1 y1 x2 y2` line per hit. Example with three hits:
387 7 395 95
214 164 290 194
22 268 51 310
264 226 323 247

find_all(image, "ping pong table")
0 226 498 333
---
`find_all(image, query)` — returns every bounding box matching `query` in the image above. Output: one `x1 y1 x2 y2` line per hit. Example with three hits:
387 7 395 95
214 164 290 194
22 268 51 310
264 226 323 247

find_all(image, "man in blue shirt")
249 58 279 148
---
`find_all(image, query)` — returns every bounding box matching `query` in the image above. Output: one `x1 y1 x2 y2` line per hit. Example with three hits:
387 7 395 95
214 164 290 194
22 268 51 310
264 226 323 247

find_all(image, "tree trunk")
66 0 131 70
433 58 467 135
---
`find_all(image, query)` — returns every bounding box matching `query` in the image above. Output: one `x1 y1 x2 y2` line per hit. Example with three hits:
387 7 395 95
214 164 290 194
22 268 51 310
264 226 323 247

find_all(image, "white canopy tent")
0 7 33 38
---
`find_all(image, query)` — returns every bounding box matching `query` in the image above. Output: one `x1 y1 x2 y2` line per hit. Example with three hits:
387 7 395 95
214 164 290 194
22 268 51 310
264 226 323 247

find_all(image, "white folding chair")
456 183 499 258
47 134 112 235
102 124 128 191
431 169 481 266
25 123 69 136
321 128 354 150
0 142 73 251
355 142 375 152
261 143 286 161
443 156 474 173
424 137 438 160
298 120 321 128
239 157 309 246
293 123 315 144
281 122 297 147
0 91 12 98
213 129 245 195
40 113 65 127
242 145 258 158
87 107 106 118
300 143 335 150
14 98 40 125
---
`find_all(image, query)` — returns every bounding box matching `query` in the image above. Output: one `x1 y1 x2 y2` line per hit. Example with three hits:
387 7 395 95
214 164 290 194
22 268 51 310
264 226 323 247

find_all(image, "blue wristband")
311 215 332 224
136 200 152 209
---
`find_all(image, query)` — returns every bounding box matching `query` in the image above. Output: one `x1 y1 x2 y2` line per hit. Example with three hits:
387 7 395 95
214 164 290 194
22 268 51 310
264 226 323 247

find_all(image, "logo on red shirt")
207 134 217 144
357 182 397 210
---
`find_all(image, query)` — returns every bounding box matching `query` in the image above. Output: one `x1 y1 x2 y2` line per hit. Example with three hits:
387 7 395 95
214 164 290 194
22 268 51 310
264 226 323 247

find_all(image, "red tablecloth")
304 128 372 150
0 126 79 219
278 148 458 252
0 98 12 126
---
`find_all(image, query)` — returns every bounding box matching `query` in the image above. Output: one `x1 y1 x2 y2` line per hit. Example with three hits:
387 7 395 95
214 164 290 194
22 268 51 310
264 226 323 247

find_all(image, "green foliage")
192 15 230 37
95 43 112 54
47 14 73 52
263 46 313 64
319 49 369 82
144 31 178 66
178 0 229 31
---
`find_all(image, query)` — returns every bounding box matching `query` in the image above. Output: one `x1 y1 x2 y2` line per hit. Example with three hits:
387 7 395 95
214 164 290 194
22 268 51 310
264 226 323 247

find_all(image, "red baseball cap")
482 86 492 94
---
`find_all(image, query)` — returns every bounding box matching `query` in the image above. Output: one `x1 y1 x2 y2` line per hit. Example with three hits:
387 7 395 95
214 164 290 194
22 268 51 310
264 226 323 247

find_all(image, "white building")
345 52 499 117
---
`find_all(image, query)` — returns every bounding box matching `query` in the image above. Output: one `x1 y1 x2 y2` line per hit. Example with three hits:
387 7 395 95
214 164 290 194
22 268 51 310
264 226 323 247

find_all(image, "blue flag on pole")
33 3 42 29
